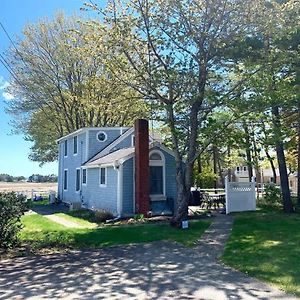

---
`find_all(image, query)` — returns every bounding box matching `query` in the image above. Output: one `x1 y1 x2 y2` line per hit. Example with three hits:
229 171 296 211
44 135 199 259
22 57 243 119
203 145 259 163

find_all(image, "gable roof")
88 127 135 163
56 127 130 143
84 147 135 168
86 127 163 164
84 142 175 168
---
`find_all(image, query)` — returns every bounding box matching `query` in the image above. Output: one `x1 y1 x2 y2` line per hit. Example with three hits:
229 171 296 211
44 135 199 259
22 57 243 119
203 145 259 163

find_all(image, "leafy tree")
5 13 148 163
97 0 271 225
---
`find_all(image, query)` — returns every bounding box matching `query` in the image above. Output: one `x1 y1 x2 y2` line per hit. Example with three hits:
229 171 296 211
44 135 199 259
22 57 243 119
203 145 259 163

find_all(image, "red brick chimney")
135 119 150 216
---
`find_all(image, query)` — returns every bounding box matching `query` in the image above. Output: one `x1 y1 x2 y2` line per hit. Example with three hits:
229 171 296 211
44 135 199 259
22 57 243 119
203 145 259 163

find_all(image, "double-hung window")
82 169 87 184
73 136 78 155
75 169 80 192
64 140 68 157
99 167 106 186
64 170 68 190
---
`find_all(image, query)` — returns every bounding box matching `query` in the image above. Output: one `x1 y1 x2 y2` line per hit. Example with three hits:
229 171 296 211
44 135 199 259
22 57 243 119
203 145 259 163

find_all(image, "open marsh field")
0 182 57 192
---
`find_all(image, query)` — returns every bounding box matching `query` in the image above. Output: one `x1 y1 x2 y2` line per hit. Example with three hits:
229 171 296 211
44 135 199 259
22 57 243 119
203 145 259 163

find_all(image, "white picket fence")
225 176 256 214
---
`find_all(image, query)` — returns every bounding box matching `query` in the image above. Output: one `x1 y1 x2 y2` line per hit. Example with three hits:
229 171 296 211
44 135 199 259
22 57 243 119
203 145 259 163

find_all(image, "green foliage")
0 174 26 182
133 214 144 221
6 13 149 163
0 192 27 250
263 184 282 205
194 166 218 189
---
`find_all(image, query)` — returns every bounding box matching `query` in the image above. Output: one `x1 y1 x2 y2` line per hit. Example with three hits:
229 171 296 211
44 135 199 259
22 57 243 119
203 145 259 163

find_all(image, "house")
57 119 177 217
234 166 251 183
288 173 298 195
234 165 298 195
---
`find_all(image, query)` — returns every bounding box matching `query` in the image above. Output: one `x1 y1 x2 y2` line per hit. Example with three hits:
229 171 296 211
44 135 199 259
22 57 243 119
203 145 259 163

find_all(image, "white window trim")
63 169 68 191
131 135 135 146
64 140 68 157
75 168 81 193
97 131 108 142
149 150 166 196
82 168 87 186
73 136 78 156
99 167 107 187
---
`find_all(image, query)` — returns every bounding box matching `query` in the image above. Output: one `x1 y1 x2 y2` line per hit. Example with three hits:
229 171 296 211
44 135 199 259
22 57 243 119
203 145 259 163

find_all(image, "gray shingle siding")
57 142 63 199
82 167 118 214
164 149 177 201
122 158 134 215
58 132 86 203
114 133 134 150
88 129 121 159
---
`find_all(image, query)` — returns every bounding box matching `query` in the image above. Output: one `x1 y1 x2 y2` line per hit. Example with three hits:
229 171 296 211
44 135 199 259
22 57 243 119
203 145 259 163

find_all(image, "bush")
194 166 218 188
263 183 282 205
94 210 113 223
0 192 27 250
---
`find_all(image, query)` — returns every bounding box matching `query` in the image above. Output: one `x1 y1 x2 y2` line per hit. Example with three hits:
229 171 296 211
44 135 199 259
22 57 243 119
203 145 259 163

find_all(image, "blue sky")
0 0 96 177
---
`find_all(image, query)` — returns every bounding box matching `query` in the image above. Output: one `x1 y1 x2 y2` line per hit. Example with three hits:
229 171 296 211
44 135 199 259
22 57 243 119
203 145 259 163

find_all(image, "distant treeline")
0 173 57 183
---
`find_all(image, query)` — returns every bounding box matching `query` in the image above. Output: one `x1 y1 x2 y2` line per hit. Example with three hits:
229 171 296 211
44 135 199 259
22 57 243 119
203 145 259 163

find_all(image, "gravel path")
0 213 296 299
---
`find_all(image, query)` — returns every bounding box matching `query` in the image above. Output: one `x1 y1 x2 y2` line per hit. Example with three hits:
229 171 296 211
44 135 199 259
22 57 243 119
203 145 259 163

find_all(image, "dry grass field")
0 182 57 193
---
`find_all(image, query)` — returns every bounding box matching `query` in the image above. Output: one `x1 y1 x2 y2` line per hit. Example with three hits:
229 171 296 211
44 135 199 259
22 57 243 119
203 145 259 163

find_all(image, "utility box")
49 191 56 204
69 202 82 211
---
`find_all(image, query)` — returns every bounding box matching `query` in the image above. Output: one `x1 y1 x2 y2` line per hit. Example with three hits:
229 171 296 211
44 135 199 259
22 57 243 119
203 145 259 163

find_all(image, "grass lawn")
54 212 97 228
222 209 300 297
20 214 210 251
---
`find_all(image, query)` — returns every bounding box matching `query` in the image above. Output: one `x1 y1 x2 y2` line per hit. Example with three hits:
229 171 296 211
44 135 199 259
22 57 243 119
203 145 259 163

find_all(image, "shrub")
94 210 113 223
194 166 218 188
133 214 144 221
263 183 282 205
0 192 27 250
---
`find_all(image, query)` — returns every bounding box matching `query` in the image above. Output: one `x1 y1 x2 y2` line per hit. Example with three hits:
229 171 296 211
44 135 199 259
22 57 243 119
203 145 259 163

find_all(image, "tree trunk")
265 148 277 184
297 100 300 205
197 155 202 188
242 121 253 181
252 135 262 199
170 161 191 227
213 145 218 193
272 105 294 213
227 146 232 181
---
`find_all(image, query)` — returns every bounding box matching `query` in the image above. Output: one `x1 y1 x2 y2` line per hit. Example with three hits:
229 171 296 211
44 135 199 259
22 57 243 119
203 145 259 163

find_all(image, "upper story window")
73 136 78 155
97 131 107 142
64 140 68 157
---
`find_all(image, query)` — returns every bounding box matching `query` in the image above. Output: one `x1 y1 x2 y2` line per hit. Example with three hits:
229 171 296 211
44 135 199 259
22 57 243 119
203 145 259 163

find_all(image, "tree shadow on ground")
0 240 295 300
30 203 69 215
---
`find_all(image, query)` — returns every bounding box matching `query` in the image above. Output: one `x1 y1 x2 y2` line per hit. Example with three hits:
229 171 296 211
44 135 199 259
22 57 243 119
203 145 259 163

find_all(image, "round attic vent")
97 131 107 142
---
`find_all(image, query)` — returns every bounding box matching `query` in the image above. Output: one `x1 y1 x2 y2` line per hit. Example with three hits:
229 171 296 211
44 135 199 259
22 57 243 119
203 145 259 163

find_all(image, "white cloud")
0 76 9 90
2 92 14 100
0 76 14 100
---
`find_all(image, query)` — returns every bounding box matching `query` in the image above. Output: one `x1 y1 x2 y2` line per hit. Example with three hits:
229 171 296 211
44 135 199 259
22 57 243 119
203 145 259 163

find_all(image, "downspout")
116 162 123 217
